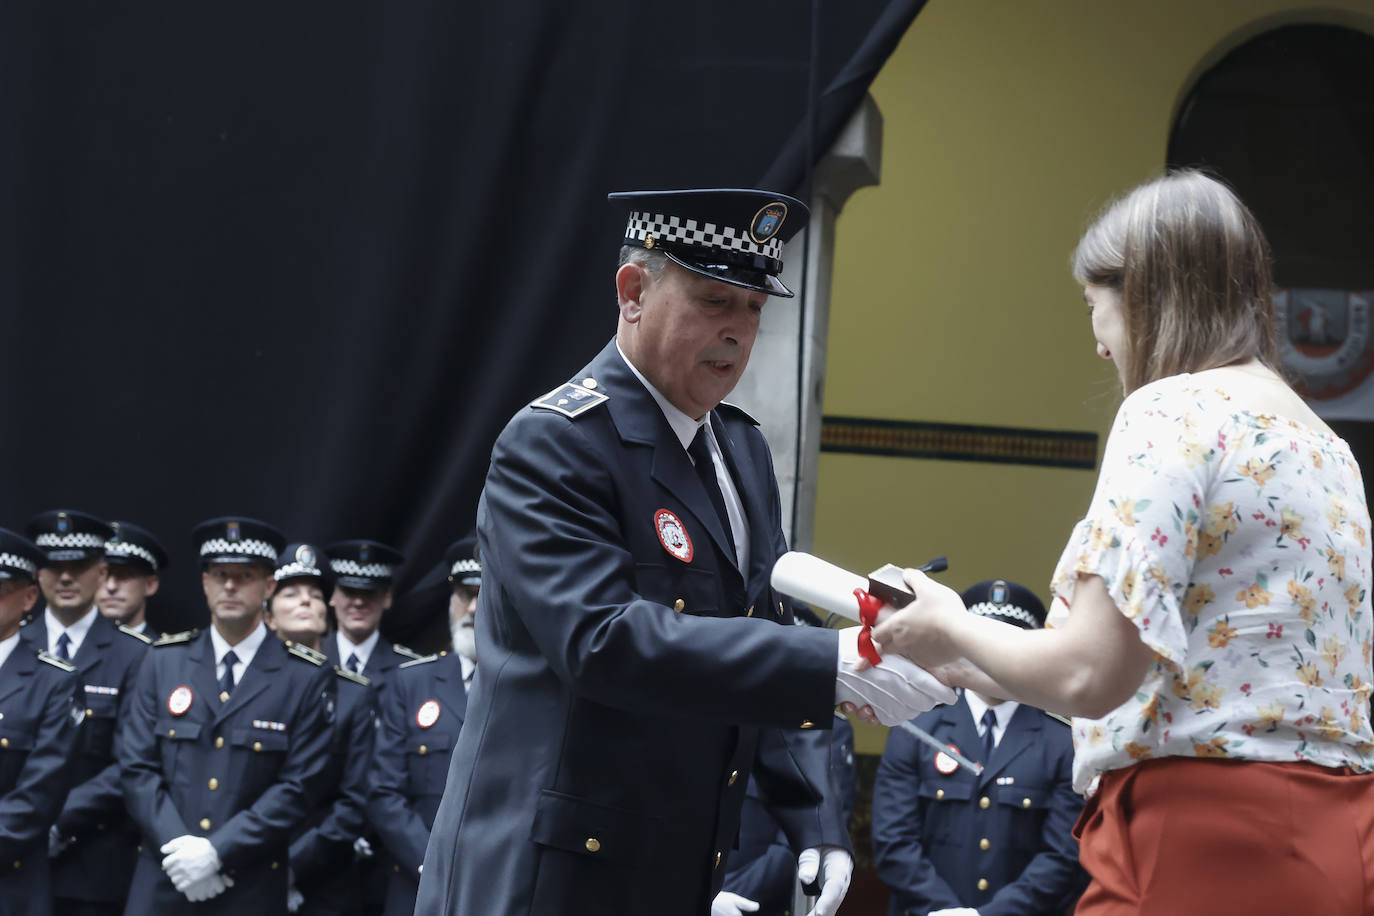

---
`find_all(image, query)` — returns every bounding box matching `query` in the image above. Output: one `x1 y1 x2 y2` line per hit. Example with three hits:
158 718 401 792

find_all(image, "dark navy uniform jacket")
323 636 416 698
119 628 337 915
290 667 377 916
0 647 83 916
872 695 1087 916
20 612 149 905
367 650 468 916
415 341 847 916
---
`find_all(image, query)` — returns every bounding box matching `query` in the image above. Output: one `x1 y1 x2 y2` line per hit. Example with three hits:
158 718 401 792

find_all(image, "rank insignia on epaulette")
399 653 439 669
335 666 372 686
393 644 424 660
119 624 154 645
153 630 195 647
287 643 326 666
531 382 608 418
37 651 75 672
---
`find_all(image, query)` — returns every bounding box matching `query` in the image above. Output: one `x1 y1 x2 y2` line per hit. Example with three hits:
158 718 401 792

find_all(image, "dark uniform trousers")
367 651 468 916
872 696 1088 916
20 615 149 916
415 341 848 916
289 670 376 916
0 649 83 916
119 631 336 915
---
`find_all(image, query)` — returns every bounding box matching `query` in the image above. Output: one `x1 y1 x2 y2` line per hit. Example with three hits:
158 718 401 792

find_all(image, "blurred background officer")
265 544 377 916
368 532 479 916
120 517 337 914
99 521 168 639
872 579 1086 916
323 540 417 691
0 529 84 916
23 509 149 916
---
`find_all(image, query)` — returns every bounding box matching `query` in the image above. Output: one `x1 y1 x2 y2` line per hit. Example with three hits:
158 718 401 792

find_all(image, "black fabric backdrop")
1 1 923 648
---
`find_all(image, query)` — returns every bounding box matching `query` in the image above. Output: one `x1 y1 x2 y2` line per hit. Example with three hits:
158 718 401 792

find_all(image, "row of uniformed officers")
0 509 479 916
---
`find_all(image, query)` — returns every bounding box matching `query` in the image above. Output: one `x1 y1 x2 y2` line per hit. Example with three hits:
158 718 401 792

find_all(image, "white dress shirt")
46 606 98 659
337 628 380 672
211 621 268 687
0 632 21 672
965 691 1019 749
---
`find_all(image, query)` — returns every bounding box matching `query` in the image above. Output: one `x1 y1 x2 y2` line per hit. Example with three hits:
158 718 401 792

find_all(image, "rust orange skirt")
1073 757 1374 915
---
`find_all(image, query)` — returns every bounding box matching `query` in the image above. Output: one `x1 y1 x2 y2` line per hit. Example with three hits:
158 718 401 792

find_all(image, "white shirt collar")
616 341 706 451
45 605 98 657
210 620 268 669
459 653 476 684
965 691 1018 734
0 633 21 671
337 628 380 669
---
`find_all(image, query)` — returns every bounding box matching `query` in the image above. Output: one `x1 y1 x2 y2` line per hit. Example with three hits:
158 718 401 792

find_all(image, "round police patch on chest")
167 685 193 717
416 699 441 729
934 744 961 775
654 509 694 563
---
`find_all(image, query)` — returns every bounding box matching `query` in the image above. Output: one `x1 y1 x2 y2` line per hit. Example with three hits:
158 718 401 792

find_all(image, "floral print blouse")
1049 374 1373 795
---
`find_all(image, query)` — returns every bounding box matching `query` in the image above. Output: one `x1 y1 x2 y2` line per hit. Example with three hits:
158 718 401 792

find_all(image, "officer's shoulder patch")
530 382 608 419
335 665 372 686
153 630 195 647
399 653 439 669
287 643 326 666
716 400 759 426
1045 711 1073 728
37 650 75 672
118 624 154 645
392 643 423 660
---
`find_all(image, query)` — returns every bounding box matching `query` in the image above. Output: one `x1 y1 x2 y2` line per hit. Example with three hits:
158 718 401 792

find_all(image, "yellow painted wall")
819 0 1374 753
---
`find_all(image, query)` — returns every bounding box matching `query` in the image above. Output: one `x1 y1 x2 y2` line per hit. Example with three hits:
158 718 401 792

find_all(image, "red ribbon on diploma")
852 588 884 665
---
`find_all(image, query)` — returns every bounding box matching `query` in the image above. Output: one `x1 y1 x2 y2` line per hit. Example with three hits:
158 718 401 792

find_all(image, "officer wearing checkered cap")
0 527 85 916
323 540 417 693
873 578 1086 916
119 517 336 912
99 521 169 638
21 511 149 916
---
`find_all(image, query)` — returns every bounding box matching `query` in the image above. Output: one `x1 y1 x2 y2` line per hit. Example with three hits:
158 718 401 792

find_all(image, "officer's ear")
144 574 160 598
18 582 38 613
381 588 393 613
615 262 647 323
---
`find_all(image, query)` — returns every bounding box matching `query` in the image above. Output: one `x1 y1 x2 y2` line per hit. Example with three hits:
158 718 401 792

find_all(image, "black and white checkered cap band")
200 538 278 561
0 553 38 577
35 532 106 550
625 211 783 261
968 601 1039 628
330 559 395 579
450 559 480 578
105 541 159 570
275 561 323 581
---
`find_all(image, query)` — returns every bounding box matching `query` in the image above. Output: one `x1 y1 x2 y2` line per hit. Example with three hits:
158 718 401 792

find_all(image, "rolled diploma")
770 551 869 624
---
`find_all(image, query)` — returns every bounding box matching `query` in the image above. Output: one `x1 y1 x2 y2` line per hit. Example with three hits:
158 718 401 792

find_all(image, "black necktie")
220 650 239 695
55 632 72 661
981 709 997 762
346 652 361 673
688 425 735 554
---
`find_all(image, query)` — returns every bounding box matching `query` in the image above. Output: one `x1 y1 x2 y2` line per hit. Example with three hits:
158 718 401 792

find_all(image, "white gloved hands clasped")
180 872 233 902
711 890 760 916
353 835 373 859
834 626 956 725
160 835 223 892
287 866 304 912
797 846 853 916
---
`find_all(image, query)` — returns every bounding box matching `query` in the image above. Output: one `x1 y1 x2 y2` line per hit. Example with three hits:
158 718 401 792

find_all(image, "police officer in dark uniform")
264 543 378 916
98 521 168 639
872 580 1087 916
322 540 419 693
119 517 337 914
368 533 478 916
22 510 149 916
0 529 84 916
415 190 952 916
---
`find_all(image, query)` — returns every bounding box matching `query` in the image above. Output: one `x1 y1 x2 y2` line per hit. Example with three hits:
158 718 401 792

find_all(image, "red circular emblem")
416 699 441 729
934 744 960 775
654 509 693 563
167 685 193 717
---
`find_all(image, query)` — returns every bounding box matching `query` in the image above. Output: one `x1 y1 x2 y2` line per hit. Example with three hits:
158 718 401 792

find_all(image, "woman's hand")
869 568 968 669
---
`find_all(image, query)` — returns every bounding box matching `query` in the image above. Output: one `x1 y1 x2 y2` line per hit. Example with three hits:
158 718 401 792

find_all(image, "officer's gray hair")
617 245 668 280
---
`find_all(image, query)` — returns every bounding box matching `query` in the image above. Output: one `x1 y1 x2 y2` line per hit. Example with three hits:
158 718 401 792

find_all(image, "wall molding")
820 416 1099 469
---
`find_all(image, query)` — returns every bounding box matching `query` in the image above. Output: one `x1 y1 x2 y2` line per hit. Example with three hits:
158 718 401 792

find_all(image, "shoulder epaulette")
392 643 423 660
717 400 759 426
153 630 195 647
399 653 439 669
287 643 326 666
118 624 154 645
1045 711 1073 728
530 382 608 419
37 650 75 672
335 665 372 686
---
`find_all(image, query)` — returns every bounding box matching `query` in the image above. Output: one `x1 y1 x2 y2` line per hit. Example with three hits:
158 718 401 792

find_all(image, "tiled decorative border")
820 416 1099 469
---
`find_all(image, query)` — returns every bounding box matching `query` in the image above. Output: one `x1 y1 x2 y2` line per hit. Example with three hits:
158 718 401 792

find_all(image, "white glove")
353 835 373 859
180 871 233 902
160 835 222 891
711 891 760 916
928 909 980 916
48 825 70 858
797 846 852 916
834 627 956 725
287 886 304 912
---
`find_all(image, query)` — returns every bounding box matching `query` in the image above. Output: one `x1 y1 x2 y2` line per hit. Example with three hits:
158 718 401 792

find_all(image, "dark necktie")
688 425 735 554
55 632 72 662
981 709 997 762
220 649 239 696
346 652 361 673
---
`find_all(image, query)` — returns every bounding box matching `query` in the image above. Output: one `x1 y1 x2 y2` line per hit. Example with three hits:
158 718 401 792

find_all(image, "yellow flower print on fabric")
1171 664 1223 710
1298 661 1324 688
1193 736 1229 758
1322 636 1347 675
1326 549 1347 583
1256 702 1284 732
1347 583 1366 619
1288 580 1317 625
1126 742 1153 760
1310 449 1324 469
1179 440 1208 468
1236 582 1272 609
1352 522 1368 548
1207 619 1238 648
1280 508 1305 543
1207 503 1239 536
1238 457 1276 488
1315 707 1345 740
1183 583 1215 617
